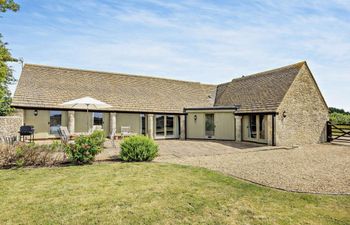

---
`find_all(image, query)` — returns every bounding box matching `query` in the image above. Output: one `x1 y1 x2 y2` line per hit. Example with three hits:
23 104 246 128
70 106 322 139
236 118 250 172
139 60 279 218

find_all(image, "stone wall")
276 64 329 146
0 116 23 139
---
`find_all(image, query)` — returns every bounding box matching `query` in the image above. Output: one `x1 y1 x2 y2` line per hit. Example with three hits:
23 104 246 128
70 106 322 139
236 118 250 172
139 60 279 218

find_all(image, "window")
205 114 215 137
166 116 174 136
259 115 266 139
141 114 146 135
156 115 165 136
93 112 103 126
249 114 257 138
50 111 62 134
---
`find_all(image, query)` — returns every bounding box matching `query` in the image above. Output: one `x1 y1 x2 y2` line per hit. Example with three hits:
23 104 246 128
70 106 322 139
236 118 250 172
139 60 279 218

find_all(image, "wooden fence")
327 122 350 143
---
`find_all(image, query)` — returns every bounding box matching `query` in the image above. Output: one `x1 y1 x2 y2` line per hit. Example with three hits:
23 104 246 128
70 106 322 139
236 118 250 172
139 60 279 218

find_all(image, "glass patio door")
155 115 175 138
49 111 62 134
205 114 215 138
249 114 257 138
156 115 165 136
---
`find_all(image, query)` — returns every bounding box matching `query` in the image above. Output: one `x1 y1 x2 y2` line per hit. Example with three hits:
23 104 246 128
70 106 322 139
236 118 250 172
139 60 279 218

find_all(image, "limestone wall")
276 64 329 146
0 116 23 139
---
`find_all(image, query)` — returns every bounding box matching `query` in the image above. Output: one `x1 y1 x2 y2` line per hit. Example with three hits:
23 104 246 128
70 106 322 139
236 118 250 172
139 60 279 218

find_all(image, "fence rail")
327 122 350 143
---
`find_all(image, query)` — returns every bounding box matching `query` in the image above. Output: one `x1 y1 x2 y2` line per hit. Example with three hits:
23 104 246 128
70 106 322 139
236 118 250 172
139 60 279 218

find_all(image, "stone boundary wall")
0 116 23 138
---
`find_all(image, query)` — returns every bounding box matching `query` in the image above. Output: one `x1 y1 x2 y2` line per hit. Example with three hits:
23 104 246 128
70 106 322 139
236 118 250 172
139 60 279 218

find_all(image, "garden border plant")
64 130 106 164
120 135 159 162
0 141 66 168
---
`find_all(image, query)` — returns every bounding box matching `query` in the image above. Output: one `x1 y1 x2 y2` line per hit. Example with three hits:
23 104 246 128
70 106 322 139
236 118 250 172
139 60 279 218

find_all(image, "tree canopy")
329 107 350 124
329 107 350 115
0 0 19 116
0 0 19 12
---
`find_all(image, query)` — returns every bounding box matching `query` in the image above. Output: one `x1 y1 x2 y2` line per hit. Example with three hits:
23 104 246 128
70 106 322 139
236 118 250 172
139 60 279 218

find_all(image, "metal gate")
327 121 350 143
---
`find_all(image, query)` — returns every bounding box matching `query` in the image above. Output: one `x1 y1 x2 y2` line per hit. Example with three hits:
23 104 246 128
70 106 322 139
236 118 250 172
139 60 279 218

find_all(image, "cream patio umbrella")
60 97 112 132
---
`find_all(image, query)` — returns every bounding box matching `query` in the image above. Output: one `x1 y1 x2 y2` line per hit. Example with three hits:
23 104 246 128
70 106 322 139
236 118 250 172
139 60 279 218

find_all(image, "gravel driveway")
98 140 350 194
154 140 350 194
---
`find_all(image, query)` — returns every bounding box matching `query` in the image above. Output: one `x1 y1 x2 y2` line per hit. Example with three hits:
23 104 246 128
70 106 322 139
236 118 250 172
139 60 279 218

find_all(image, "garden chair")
121 126 132 138
0 135 17 145
121 126 137 139
58 126 73 144
91 125 103 134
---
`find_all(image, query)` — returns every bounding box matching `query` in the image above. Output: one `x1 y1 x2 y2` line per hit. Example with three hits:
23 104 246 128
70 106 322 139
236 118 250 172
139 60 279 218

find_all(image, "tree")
0 0 19 116
0 0 19 12
329 107 350 115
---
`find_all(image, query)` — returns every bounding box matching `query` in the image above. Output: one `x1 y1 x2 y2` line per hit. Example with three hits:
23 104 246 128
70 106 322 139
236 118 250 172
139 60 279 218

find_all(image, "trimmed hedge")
120 135 158 162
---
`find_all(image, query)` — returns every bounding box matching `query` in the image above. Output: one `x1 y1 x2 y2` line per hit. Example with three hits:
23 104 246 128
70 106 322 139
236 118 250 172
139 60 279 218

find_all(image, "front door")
205 113 215 138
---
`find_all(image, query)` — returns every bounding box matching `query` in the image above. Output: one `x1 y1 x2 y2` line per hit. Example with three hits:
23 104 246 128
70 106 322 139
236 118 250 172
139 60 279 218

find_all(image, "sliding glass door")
156 115 165 136
205 114 215 138
49 111 62 134
155 115 176 138
166 116 174 136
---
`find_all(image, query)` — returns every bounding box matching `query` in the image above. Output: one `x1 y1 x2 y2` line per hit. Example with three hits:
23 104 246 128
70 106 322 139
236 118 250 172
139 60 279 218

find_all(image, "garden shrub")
64 131 105 164
120 135 158 162
0 142 66 168
89 130 106 147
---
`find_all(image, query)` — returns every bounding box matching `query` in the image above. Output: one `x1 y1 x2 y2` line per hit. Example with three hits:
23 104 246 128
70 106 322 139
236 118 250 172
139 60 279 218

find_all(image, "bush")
120 135 158 162
89 130 106 147
330 112 350 124
65 131 105 164
0 142 66 168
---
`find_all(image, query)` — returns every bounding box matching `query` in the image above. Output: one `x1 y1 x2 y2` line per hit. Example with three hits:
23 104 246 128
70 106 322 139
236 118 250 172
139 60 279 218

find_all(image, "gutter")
183 105 240 112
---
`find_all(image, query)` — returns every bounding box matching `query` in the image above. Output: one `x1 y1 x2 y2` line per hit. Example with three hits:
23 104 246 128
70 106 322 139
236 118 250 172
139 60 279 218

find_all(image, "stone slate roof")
12 62 306 114
214 61 305 113
12 64 216 113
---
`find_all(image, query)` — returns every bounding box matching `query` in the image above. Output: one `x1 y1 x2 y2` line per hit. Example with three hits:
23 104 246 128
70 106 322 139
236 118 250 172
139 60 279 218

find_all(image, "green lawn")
0 163 349 225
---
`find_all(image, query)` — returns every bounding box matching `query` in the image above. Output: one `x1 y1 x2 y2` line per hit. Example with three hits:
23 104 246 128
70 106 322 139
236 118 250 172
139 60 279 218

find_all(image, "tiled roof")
12 64 216 113
214 62 305 113
12 62 306 114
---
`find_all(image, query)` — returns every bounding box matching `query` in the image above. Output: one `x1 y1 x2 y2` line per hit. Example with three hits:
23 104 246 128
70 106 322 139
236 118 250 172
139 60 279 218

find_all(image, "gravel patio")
99 140 350 194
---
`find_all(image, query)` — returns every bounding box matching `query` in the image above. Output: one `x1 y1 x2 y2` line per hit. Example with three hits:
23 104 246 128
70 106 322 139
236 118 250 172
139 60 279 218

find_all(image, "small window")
249 114 257 138
93 112 103 126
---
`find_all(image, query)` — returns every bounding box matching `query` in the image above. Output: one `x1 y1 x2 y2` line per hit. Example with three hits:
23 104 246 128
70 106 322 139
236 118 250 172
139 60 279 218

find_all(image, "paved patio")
98 140 350 194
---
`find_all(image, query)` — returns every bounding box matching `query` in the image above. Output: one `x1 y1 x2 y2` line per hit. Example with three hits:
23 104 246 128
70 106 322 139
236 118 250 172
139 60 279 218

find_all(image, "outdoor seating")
58 126 74 144
91 125 103 133
0 135 17 145
18 125 35 142
120 126 137 139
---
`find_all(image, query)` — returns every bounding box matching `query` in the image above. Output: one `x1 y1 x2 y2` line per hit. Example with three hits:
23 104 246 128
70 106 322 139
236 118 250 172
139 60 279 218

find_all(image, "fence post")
326 121 332 142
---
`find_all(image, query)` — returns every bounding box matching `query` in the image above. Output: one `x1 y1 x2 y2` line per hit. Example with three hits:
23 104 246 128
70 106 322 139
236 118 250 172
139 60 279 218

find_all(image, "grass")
0 163 349 225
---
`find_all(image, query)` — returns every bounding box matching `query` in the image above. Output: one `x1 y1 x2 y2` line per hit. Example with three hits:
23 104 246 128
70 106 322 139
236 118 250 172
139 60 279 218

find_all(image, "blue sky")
2 0 350 111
